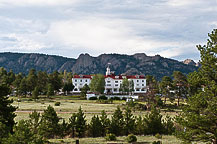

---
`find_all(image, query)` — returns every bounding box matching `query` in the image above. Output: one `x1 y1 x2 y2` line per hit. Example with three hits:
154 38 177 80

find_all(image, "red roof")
73 74 145 79
73 75 92 79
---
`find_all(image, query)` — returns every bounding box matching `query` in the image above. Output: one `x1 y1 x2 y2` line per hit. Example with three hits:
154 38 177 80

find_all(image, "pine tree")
135 116 144 135
176 29 217 144
75 107 86 138
47 83 54 98
109 106 124 136
173 71 188 106
143 106 164 135
0 84 16 134
123 107 135 135
32 86 39 100
38 105 60 138
26 69 38 93
68 113 77 138
3 120 45 144
100 110 110 136
159 76 173 104
88 115 103 137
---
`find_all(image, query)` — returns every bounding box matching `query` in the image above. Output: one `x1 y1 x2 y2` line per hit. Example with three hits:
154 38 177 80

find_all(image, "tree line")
0 98 175 143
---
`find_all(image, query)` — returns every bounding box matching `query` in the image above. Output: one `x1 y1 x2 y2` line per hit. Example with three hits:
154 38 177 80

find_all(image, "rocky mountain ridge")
0 52 198 79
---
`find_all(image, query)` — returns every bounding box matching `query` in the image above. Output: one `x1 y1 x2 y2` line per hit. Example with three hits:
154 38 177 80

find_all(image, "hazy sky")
0 0 217 61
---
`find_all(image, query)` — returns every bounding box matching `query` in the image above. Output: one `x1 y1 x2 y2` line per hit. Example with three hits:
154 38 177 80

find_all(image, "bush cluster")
126 134 137 143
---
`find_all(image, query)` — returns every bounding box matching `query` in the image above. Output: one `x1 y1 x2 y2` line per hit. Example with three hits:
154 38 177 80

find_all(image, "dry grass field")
49 135 181 144
12 95 179 122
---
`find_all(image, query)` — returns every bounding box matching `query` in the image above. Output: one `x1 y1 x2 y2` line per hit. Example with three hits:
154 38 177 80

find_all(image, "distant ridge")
0 52 198 79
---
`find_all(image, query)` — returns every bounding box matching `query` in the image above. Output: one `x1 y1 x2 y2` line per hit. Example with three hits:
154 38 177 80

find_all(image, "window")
142 80 144 82
107 84 111 86
75 84 77 86
107 81 111 83
74 88 78 91
114 89 117 92
85 80 88 82
80 80 82 82
115 84 118 87
75 80 77 82
142 84 144 86
115 81 118 83
137 80 139 82
137 84 139 86
136 89 140 91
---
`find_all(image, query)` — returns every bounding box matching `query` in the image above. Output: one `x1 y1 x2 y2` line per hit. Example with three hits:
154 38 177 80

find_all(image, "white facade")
72 75 92 93
104 76 147 94
72 66 147 94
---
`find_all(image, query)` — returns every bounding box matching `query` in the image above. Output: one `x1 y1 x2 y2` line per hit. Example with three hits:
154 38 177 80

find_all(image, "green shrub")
122 97 127 101
99 95 108 100
126 134 137 143
105 133 116 141
152 141 161 144
89 97 98 100
155 133 162 139
113 97 121 100
28 98 33 101
54 102 61 106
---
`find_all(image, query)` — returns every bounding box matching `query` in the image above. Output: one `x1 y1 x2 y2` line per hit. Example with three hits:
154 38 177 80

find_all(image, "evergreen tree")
12 73 23 95
32 86 39 100
68 113 77 138
28 110 41 135
123 107 135 135
47 83 54 98
100 110 110 136
63 82 74 95
173 71 188 106
3 120 45 144
88 115 103 137
0 84 16 134
18 78 28 96
159 76 173 105
38 105 60 138
0 122 9 142
48 71 63 92
7 70 15 85
37 71 48 94
187 71 204 96
176 29 217 144
26 69 38 93
109 106 124 136
146 75 159 108
135 116 144 135
143 106 164 135
75 107 86 138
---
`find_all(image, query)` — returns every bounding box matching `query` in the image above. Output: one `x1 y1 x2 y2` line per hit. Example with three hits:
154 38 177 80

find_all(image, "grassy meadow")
12 95 179 122
10 95 186 144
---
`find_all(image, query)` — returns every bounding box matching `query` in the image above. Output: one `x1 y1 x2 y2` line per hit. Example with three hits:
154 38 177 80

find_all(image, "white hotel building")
72 66 147 94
